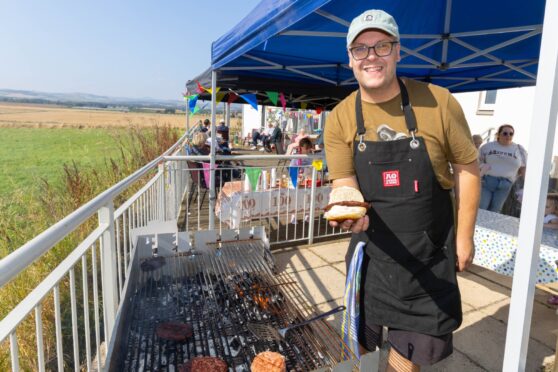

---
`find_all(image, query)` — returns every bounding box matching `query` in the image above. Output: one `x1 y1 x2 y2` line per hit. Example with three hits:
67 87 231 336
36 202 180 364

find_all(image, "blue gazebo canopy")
207 0 544 103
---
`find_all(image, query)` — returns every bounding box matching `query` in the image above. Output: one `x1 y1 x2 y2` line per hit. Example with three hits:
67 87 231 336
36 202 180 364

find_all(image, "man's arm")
452 160 481 272
329 176 369 233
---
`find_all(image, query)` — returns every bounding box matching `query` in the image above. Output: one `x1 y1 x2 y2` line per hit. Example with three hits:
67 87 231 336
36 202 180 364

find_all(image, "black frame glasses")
349 41 399 60
501 131 514 136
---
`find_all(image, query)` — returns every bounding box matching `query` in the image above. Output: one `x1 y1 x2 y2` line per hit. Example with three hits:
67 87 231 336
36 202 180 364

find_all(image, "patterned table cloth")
473 209 558 283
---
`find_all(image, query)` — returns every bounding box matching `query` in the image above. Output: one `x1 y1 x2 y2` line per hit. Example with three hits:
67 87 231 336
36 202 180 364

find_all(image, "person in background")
201 119 211 133
289 137 314 168
250 123 273 150
324 9 480 369
478 124 527 213
472 134 483 150
217 119 230 143
264 122 283 152
286 128 309 155
191 132 210 155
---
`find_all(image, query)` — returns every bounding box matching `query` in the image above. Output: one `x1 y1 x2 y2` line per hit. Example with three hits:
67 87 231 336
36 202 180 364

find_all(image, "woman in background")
478 124 527 213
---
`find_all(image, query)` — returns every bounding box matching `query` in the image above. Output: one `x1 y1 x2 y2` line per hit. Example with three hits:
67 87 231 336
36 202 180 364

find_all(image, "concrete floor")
273 238 557 372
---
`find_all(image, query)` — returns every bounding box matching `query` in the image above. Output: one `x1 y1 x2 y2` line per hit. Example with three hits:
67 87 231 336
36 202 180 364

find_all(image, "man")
201 118 211 133
324 9 480 370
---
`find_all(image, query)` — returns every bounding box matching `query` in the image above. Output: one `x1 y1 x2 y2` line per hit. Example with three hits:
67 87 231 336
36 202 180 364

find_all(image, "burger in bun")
323 186 369 221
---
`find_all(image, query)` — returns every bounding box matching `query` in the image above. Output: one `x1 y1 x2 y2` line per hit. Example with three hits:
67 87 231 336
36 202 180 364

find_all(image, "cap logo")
364 14 374 21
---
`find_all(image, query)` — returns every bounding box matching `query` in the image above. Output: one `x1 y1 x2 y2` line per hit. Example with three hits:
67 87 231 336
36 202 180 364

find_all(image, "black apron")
346 78 462 336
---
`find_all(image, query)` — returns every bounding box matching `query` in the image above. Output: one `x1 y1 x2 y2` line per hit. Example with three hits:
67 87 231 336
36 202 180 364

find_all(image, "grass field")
0 127 125 196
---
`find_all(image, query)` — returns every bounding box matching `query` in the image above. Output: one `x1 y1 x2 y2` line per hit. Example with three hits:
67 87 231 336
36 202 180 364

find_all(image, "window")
477 90 497 115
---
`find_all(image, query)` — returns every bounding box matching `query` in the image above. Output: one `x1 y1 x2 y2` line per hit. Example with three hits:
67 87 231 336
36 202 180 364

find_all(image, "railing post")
158 163 166 221
98 202 117 342
308 166 317 244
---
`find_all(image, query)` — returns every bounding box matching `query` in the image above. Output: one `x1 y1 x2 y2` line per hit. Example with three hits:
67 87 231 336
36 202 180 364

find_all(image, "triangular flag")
279 92 287 111
316 107 323 114
289 166 299 188
241 94 258 110
215 92 226 105
227 92 239 104
184 94 198 101
196 81 205 93
188 95 198 111
301 102 308 110
307 113 312 118
189 106 200 117
245 167 262 191
266 91 279 106
205 87 221 95
312 159 323 171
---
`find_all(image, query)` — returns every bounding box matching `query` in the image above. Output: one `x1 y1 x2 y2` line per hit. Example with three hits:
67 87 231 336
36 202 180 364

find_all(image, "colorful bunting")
215 92 226 105
241 94 259 110
312 159 323 171
183 94 198 101
202 162 211 188
289 166 299 188
301 102 308 110
245 167 262 191
279 92 287 111
188 95 198 111
227 92 239 104
266 91 279 106
205 87 221 95
196 81 205 93
316 107 323 114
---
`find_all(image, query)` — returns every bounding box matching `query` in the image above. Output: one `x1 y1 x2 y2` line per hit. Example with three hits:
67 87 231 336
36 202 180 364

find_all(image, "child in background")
544 193 558 305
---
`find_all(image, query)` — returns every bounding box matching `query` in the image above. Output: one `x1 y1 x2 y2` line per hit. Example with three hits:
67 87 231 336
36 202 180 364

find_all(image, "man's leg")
387 348 420 372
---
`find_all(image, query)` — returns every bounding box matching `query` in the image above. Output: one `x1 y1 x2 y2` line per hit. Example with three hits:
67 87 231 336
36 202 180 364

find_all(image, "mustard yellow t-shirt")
324 79 478 189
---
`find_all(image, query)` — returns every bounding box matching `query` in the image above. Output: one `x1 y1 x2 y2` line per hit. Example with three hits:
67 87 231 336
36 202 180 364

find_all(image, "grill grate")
120 240 354 371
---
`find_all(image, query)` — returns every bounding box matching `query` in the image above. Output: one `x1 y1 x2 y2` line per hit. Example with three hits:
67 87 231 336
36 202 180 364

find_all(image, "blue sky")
0 0 261 100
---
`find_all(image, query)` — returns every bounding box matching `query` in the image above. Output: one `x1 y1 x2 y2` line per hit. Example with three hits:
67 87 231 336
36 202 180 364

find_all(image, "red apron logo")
383 170 400 187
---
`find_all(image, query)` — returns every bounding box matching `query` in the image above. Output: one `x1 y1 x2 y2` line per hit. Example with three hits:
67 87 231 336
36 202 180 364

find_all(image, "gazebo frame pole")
503 0 558 370
209 70 217 230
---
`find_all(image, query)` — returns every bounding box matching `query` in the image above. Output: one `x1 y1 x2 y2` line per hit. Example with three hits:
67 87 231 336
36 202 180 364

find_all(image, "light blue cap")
347 9 400 47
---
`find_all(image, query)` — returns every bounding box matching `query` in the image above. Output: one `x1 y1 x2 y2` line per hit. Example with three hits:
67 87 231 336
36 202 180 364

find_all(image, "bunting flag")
205 87 221 95
188 95 198 111
301 102 308 110
279 92 287 111
316 107 323 114
227 92 239 104
201 162 211 189
289 166 299 188
312 159 323 171
245 167 262 191
241 94 259 110
307 113 313 119
266 91 279 106
215 92 226 105
196 81 205 93
183 94 198 101
189 106 200 117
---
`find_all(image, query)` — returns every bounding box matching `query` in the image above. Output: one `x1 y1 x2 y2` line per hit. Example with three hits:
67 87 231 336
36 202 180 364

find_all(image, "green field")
0 127 124 196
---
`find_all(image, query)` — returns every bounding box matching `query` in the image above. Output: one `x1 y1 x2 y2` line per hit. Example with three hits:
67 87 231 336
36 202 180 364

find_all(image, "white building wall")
242 104 264 138
454 87 536 148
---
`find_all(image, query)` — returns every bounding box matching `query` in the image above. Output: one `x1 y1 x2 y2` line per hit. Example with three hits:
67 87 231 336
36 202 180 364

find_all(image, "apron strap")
355 77 418 137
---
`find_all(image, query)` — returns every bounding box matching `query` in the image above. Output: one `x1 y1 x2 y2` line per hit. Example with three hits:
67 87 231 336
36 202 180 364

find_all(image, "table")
473 209 558 284
215 181 331 228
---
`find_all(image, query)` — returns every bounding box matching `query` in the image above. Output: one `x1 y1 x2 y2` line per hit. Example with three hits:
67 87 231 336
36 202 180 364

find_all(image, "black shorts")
361 323 453 366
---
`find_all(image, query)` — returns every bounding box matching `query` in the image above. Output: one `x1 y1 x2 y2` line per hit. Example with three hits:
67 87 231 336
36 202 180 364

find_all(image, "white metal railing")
0 146 346 371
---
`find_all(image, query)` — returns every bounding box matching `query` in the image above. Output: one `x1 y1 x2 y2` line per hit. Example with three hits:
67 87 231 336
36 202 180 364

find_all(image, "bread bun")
251 351 286 372
323 186 368 221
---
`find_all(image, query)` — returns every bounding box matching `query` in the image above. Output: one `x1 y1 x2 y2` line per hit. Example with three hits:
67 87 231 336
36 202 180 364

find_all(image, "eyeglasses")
501 131 514 136
349 41 399 60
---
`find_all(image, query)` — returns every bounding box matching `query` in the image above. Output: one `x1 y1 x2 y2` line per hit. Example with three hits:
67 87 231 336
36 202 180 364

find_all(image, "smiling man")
324 9 481 371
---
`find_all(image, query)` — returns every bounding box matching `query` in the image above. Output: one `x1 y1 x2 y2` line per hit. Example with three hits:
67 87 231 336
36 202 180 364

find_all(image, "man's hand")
456 235 475 272
329 215 369 233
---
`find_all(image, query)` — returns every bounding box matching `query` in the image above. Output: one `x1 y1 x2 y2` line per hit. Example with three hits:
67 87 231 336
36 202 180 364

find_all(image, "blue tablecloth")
473 209 558 284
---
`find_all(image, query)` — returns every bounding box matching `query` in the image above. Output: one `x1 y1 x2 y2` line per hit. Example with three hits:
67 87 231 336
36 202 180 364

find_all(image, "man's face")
348 30 400 93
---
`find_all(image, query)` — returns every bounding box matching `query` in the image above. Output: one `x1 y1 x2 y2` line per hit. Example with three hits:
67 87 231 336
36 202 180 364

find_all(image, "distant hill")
0 88 242 113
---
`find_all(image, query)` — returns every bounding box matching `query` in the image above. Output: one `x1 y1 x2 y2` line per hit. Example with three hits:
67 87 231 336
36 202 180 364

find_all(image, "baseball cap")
346 9 399 47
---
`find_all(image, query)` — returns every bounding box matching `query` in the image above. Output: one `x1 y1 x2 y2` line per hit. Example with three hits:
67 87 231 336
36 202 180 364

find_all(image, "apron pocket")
367 230 444 263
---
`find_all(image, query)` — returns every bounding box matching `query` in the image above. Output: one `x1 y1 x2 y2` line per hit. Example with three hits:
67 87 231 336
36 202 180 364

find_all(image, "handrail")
0 133 188 289
164 154 324 161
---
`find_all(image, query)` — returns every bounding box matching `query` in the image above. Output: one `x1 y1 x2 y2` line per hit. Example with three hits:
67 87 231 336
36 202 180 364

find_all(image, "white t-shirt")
544 213 558 224
479 141 527 182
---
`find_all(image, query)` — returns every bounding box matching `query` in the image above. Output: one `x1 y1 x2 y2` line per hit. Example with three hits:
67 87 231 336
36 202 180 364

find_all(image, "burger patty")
178 357 228 372
155 322 193 341
323 201 370 212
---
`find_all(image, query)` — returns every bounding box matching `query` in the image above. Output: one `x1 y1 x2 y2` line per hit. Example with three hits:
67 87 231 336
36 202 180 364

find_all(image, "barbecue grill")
108 228 358 371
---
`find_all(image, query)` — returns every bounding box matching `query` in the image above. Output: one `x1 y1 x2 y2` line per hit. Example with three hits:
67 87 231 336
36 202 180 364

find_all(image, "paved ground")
272 238 557 371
